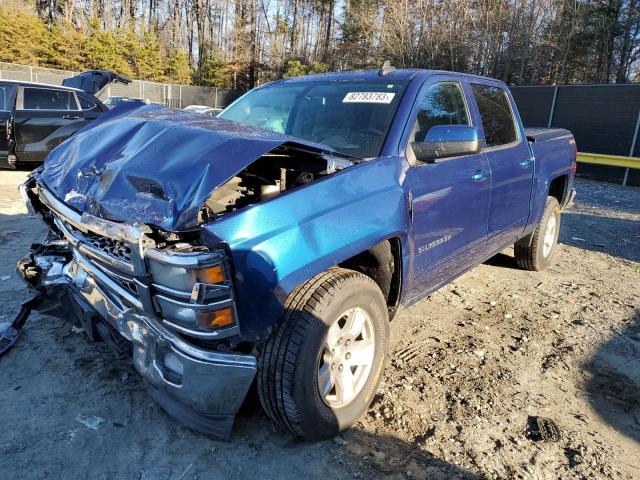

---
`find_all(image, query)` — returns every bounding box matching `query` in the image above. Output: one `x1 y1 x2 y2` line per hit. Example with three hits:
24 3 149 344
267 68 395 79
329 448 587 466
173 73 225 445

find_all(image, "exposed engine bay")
203 144 354 220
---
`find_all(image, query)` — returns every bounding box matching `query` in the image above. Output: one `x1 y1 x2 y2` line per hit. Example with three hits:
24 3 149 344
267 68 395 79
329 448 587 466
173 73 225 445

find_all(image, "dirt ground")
0 169 638 480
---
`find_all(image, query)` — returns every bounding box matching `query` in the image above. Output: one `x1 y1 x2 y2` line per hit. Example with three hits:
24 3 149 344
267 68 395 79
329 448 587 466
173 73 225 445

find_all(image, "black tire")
515 196 561 271
257 268 389 440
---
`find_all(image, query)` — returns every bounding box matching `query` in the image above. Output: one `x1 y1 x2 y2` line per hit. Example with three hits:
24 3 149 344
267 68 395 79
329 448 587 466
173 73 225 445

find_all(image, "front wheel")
257 268 389 440
515 196 561 271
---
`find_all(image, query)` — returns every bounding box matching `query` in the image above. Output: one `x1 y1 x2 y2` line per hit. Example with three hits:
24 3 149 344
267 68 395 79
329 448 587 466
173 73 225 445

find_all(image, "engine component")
261 183 281 200
206 177 248 214
203 144 355 218
293 172 314 186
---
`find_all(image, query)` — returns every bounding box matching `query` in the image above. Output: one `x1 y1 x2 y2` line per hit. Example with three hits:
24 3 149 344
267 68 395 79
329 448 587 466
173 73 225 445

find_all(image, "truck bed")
524 126 576 219
525 127 573 143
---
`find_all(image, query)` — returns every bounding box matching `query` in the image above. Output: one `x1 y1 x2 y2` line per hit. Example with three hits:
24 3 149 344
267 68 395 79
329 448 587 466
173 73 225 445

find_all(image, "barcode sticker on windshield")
343 92 396 104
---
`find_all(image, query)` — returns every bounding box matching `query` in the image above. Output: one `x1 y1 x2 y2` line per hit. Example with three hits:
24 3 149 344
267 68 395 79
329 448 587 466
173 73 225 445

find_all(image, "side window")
412 82 469 142
23 88 77 111
0 84 16 111
78 93 98 111
471 84 517 147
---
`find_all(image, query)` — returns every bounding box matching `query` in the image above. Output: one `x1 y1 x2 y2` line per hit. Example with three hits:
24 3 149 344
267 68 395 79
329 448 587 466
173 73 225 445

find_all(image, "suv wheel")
257 268 389 440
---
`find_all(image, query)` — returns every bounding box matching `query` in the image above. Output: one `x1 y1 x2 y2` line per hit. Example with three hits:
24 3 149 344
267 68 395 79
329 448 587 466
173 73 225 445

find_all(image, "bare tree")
24 0 640 86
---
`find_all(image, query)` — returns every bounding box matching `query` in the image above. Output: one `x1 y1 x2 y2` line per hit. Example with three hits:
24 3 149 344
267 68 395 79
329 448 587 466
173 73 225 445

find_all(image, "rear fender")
526 134 576 233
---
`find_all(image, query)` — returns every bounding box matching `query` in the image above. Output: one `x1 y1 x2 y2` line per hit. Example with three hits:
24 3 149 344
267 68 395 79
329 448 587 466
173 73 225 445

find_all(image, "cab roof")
0 78 84 92
270 69 422 85
268 68 506 86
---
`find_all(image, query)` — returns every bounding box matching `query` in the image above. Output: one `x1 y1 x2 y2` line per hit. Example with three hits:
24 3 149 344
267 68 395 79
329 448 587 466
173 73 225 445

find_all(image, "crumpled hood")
38 104 336 231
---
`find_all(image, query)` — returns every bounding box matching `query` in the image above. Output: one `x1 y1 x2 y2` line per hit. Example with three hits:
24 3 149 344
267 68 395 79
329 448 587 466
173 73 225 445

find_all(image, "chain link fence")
0 62 243 109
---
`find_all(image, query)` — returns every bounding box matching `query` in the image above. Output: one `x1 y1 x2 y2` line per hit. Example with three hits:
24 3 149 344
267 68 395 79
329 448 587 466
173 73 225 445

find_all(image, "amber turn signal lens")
197 264 225 284
198 307 235 330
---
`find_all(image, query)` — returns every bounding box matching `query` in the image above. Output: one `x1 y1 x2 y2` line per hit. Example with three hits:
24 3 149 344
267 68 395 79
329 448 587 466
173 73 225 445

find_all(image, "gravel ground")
0 170 638 480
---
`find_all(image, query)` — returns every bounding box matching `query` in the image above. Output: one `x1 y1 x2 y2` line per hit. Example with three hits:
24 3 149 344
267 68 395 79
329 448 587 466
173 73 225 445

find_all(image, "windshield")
219 80 408 157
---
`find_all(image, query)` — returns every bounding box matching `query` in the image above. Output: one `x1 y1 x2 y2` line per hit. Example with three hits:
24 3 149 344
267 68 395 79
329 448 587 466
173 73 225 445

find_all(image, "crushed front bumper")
17 183 256 440
18 245 256 439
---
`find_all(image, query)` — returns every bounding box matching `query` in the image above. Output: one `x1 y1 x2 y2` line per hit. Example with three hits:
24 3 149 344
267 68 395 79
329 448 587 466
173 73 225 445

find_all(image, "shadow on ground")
584 310 640 445
573 178 640 216
483 208 640 267
235 393 483 480
0 306 483 479
483 250 519 269
560 211 640 262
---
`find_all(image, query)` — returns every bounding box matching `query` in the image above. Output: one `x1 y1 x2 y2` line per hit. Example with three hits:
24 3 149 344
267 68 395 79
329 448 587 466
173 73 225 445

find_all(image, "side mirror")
411 125 480 163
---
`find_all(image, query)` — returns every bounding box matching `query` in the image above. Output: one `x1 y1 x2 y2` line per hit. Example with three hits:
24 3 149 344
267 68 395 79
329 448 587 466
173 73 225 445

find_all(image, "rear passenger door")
470 83 533 251
14 86 83 163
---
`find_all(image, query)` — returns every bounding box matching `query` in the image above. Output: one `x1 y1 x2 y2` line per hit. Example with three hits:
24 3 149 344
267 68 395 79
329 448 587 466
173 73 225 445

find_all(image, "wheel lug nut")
345 340 351 347
338 364 344 372
345 352 351 360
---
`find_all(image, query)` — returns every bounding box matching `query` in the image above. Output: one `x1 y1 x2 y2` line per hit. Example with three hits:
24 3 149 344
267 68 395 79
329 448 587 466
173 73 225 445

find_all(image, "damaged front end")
16 177 256 439
8 105 361 438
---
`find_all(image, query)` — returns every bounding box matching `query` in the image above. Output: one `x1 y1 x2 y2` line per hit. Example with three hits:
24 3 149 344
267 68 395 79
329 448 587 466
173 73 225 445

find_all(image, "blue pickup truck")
10 67 576 440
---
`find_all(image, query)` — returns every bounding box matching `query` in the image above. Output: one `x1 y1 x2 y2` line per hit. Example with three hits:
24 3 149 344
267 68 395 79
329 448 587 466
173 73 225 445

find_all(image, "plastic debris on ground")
76 414 106 431
526 415 561 442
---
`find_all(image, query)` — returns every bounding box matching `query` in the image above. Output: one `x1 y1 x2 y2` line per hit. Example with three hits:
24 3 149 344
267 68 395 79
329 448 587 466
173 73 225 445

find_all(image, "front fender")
201 156 409 338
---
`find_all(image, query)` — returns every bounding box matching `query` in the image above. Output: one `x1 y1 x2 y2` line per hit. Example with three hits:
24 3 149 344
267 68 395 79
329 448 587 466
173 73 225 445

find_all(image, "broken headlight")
145 248 238 338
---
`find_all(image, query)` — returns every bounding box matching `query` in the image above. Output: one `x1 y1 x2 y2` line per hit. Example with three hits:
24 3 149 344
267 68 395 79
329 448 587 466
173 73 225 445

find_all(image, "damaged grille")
52 213 146 306
51 213 140 303
58 219 134 273
83 232 133 263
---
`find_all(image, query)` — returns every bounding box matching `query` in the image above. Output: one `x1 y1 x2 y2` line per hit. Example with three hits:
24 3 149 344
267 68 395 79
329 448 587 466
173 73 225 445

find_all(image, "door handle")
62 115 80 120
472 170 490 182
520 159 533 168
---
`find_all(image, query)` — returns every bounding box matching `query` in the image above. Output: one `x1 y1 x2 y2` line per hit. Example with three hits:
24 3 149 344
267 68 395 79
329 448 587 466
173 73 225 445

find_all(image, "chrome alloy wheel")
317 307 376 407
543 212 557 257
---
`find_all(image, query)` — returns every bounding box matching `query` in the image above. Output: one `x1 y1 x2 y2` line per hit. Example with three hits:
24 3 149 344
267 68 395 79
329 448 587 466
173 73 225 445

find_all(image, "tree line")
1 0 638 89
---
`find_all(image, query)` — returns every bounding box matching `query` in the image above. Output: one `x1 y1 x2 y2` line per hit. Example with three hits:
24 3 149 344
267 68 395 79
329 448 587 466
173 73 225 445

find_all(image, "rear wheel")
257 268 389 440
515 196 561 271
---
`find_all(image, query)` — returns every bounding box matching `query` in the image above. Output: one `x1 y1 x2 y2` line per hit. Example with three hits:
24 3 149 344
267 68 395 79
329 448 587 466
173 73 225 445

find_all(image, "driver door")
406 80 491 299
